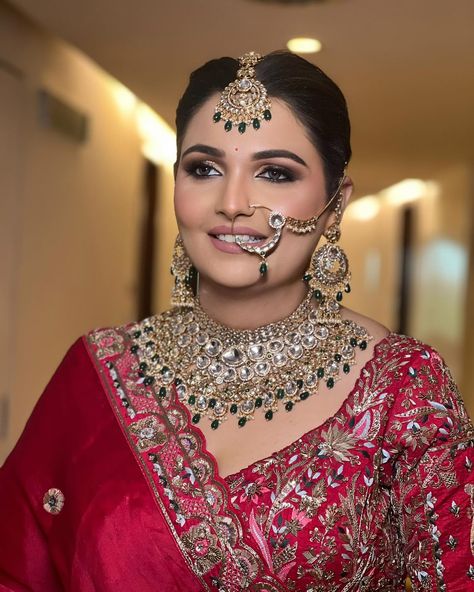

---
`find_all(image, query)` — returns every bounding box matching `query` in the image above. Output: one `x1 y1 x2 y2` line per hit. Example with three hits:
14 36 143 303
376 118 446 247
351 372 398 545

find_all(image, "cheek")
174 182 208 231
266 180 327 222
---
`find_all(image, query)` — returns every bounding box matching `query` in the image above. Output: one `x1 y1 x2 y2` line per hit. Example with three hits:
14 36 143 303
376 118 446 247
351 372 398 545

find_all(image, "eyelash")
184 160 295 183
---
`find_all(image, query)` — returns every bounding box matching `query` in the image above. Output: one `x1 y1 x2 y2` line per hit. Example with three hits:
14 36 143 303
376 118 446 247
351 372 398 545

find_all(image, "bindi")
234 147 239 152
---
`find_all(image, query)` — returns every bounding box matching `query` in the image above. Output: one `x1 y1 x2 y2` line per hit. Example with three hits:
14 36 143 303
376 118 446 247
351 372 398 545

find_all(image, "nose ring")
235 207 286 275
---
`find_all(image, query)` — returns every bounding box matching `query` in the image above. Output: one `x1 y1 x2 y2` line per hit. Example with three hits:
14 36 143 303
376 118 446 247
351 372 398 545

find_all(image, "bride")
1 50 473 592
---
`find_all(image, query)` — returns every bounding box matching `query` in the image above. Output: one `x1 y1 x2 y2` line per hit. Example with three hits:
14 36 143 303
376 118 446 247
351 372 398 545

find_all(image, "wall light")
287 37 322 54
382 179 439 206
111 81 136 115
346 195 380 221
136 103 176 166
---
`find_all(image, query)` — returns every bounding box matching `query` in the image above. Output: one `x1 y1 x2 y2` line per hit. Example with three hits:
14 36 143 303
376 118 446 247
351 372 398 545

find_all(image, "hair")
175 50 351 198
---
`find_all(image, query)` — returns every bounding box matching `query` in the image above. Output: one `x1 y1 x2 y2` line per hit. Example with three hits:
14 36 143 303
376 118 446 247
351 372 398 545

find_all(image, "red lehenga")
1 319 474 591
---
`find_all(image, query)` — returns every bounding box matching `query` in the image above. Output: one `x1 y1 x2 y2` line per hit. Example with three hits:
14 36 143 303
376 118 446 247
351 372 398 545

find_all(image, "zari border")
85 324 285 592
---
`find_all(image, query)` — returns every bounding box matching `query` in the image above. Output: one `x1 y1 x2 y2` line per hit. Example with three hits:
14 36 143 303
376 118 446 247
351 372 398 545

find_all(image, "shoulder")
85 309 176 363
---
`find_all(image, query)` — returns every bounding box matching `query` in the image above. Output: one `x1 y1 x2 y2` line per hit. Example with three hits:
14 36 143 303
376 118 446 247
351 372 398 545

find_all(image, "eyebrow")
180 144 307 167
181 144 225 159
252 149 307 167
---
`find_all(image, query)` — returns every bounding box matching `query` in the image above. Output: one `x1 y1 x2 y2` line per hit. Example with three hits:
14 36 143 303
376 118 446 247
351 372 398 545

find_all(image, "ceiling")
8 0 474 195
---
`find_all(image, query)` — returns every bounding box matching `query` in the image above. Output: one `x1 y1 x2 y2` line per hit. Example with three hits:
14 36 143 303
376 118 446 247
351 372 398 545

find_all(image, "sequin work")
88 323 474 591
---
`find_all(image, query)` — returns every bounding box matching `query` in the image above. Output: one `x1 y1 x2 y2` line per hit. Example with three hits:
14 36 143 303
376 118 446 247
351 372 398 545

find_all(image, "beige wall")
342 166 473 414
0 4 175 461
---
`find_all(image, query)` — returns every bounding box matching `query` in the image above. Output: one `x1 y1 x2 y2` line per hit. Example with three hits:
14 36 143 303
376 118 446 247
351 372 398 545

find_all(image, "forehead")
181 94 319 159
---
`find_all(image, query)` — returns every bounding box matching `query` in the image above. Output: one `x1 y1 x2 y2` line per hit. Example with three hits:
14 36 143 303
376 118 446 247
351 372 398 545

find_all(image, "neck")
197 279 309 330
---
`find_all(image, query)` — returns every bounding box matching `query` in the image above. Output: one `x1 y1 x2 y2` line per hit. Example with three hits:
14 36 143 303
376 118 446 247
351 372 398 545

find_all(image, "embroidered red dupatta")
1 322 474 591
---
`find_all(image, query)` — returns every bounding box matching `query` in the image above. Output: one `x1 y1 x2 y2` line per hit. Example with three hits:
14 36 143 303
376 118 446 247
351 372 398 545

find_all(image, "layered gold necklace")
129 292 371 429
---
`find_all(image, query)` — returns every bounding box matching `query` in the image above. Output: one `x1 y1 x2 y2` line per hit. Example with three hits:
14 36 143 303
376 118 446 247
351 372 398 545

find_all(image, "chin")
198 263 267 292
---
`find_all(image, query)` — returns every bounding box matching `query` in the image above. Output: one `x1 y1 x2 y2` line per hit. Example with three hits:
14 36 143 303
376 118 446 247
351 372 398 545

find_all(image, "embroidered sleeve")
384 346 474 591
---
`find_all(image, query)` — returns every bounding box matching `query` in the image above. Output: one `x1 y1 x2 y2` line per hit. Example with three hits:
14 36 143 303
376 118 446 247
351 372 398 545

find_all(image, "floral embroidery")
88 328 124 359
128 416 167 451
87 324 474 591
181 523 224 574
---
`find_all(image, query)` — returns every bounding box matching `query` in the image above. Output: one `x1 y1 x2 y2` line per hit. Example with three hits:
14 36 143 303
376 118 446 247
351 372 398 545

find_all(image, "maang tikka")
213 51 272 134
170 235 196 308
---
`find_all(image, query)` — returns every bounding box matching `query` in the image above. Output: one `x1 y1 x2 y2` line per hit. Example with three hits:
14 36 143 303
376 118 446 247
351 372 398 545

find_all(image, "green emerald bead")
159 386 167 398
296 379 304 389
314 289 322 300
143 376 155 386
360 340 368 350
209 398 217 409
263 109 272 121
255 397 263 408
252 118 260 130
192 413 201 424
133 330 142 338
230 403 238 414
224 120 232 132
213 112 221 122
350 338 357 347
130 345 139 354
276 388 285 400
343 363 350 374
345 284 351 293
238 417 247 428
238 122 246 134
265 410 274 421
161 366 170 374
285 401 294 412
317 367 324 378
334 354 342 362
300 391 310 400
303 274 312 283
211 419 220 430
327 378 335 389
188 395 196 405
259 261 268 275
336 291 343 302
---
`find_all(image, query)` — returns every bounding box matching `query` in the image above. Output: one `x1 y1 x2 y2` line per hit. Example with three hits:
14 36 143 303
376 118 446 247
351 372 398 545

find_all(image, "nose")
215 172 255 220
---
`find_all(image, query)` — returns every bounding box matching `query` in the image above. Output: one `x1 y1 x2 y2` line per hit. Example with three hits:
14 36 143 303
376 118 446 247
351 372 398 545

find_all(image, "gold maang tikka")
213 51 272 134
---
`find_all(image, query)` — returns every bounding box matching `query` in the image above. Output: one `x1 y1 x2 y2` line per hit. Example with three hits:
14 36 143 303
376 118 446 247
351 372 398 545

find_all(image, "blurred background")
1 0 473 462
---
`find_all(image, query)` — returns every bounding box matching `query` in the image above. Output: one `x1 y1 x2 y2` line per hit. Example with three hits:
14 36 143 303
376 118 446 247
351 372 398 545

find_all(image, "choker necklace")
129 292 372 430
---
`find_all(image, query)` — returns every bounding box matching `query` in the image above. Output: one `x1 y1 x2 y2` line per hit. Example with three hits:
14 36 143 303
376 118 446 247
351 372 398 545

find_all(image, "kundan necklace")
129 291 372 430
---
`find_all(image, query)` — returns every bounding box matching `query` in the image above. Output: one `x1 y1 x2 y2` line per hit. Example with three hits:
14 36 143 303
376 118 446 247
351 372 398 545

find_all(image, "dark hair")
175 51 351 198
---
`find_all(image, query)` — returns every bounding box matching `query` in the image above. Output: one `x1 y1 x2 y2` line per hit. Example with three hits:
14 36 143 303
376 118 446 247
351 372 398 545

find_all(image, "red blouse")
1 325 473 591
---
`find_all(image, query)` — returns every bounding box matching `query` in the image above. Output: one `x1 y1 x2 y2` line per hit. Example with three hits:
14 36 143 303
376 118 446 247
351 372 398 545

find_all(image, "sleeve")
384 344 474 591
0 339 89 591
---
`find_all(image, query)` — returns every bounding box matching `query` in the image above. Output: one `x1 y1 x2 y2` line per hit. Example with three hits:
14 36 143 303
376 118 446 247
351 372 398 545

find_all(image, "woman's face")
174 95 346 295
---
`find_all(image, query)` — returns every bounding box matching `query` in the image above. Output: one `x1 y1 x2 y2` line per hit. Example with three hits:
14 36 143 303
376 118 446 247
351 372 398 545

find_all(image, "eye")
184 160 221 178
257 166 294 183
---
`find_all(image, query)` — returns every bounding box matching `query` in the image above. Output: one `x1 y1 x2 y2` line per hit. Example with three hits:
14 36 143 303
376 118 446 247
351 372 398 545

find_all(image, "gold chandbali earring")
213 51 272 134
170 235 196 308
303 190 352 324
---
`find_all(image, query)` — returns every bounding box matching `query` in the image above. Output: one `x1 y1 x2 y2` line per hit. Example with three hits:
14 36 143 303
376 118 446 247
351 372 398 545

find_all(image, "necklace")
129 292 372 429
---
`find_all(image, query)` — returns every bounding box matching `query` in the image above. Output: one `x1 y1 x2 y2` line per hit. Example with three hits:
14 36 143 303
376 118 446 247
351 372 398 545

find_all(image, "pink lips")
208 225 266 254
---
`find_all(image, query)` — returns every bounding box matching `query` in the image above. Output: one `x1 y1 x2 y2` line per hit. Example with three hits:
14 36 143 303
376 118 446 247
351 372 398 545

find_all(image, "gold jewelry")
235 209 286 275
303 192 351 323
213 51 272 134
130 290 371 430
170 235 196 308
286 173 346 234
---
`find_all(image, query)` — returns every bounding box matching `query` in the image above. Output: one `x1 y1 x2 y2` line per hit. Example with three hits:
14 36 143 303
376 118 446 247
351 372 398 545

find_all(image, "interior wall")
0 4 175 461
342 164 473 414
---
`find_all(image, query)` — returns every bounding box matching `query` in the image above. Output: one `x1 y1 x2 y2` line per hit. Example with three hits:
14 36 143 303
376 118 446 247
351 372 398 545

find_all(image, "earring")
303 193 351 322
170 235 196 308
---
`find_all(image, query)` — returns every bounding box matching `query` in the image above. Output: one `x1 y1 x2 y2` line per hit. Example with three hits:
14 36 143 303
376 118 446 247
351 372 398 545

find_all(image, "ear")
322 176 354 232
